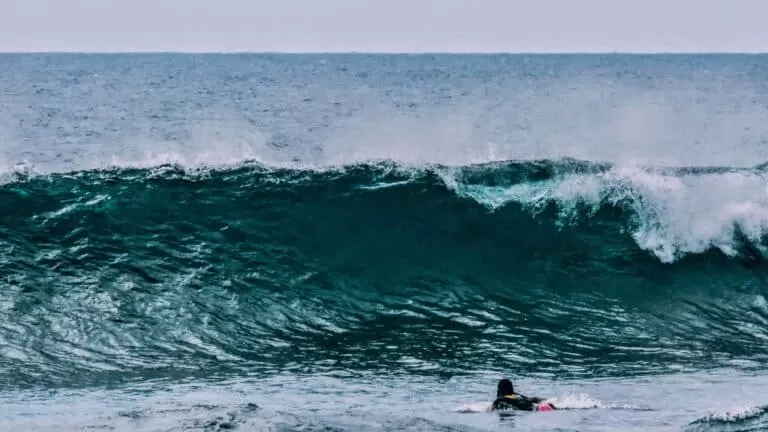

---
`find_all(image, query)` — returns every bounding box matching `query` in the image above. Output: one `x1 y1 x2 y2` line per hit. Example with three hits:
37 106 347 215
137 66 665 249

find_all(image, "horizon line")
1 50 767 55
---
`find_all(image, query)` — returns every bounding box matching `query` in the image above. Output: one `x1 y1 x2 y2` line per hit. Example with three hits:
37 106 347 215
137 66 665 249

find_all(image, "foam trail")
546 393 605 410
452 402 491 413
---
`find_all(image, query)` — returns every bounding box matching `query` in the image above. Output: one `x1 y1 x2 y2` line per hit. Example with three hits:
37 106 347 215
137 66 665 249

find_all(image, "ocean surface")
1 53 768 431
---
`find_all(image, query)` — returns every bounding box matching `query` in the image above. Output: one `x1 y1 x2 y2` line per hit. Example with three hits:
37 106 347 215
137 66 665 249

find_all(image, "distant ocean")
1 53 768 431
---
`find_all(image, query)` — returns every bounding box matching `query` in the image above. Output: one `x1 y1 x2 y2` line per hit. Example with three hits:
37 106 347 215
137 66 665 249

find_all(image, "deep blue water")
1 53 768 431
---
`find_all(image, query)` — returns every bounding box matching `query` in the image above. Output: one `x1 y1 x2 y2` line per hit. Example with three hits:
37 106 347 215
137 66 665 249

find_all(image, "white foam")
446 165 768 263
452 402 491 413
698 403 765 422
546 392 604 410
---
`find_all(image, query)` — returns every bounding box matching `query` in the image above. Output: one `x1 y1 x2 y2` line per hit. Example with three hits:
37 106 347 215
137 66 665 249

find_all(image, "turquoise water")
1 53 768 431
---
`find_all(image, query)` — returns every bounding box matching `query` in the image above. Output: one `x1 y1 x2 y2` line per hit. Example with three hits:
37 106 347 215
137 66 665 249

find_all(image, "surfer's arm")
527 396 545 403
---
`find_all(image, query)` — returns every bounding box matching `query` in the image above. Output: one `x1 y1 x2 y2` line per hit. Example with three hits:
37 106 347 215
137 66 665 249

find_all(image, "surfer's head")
497 379 514 397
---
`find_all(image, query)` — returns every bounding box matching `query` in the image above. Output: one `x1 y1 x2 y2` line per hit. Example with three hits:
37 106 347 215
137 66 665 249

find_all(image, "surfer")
489 379 555 412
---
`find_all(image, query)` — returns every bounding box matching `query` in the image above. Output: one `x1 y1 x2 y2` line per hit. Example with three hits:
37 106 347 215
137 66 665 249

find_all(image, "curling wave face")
2 159 768 389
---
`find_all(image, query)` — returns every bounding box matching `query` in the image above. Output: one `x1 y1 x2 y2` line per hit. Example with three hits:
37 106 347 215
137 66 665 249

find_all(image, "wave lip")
11 155 768 265
440 158 768 264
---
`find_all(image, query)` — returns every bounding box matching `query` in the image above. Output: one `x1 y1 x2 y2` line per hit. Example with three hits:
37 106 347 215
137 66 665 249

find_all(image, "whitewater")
1 53 768 431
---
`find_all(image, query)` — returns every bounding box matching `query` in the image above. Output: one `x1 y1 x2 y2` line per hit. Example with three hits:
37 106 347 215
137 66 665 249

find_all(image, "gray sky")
1 0 766 53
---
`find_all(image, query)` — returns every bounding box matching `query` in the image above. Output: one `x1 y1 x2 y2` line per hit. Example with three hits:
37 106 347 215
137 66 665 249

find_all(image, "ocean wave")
1 159 768 388
6 156 768 263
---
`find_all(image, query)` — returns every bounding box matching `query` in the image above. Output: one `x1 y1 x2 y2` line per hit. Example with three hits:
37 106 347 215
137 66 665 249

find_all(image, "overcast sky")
1 0 766 53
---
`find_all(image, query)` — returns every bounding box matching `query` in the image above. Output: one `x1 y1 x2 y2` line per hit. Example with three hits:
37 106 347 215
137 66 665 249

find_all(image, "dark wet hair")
497 379 514 397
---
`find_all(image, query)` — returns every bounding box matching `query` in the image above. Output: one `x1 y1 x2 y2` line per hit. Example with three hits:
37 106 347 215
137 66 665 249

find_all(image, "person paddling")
489 379 555 412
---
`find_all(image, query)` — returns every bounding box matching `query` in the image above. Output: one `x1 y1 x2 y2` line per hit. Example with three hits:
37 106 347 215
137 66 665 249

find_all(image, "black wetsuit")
490 394 536 411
